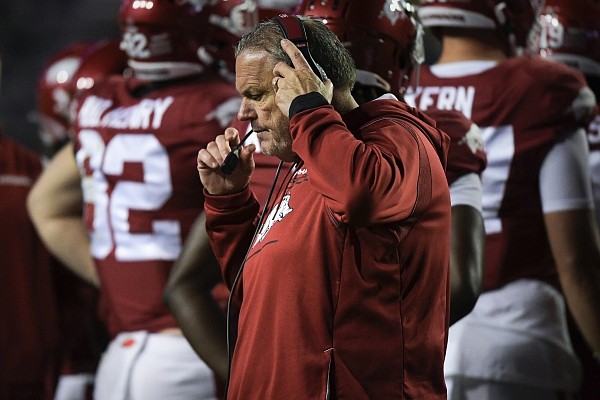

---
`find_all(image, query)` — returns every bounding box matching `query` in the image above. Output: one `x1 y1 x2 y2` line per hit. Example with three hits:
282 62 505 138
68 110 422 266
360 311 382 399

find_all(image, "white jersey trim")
450 172 483 212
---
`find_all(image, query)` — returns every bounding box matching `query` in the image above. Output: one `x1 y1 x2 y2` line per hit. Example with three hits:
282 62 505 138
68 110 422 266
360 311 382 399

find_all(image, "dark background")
0 1 122 153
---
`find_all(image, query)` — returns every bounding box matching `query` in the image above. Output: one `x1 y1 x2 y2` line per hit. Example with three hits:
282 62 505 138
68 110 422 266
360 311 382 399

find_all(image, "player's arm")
541 129 600 354
546 209 600 354
163 212 229 381
26 143 99 286
450 205 484 324
448 173 485 325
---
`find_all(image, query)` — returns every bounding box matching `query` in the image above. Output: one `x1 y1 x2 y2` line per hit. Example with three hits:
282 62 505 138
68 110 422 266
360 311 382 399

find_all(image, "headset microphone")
220 130 253 175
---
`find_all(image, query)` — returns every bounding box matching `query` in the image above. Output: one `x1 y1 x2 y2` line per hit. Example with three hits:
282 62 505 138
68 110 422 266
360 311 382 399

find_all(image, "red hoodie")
205 98 451 399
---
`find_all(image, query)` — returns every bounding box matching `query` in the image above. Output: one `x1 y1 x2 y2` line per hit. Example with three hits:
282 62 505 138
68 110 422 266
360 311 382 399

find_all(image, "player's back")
72 73 240 336
407 56 595 291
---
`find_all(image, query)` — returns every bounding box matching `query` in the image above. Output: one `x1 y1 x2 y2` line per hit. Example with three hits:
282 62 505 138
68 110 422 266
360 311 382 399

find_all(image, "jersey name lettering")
407 85 476 119
78 95 174 130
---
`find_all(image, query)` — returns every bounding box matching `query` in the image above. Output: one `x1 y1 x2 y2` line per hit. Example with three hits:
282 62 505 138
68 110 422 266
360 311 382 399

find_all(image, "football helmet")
529 0 600 77
71 40 130 94
118 0 215 81
199 0 259 80
37 42 94 153
36 40 128 156
296 0 424 95
417 0 544 51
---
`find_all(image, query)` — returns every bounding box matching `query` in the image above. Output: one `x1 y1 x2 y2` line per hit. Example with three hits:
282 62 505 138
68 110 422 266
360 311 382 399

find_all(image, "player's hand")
272 39 334 117
197 127 256 195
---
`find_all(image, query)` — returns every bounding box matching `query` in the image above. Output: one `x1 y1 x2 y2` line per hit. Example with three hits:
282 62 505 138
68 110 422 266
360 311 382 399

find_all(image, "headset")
220 14 326 175
272 14 327 81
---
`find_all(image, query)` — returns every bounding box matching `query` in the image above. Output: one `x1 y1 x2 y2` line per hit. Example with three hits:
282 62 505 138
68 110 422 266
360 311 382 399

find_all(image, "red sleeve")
289 106 425 225
204 186 261 287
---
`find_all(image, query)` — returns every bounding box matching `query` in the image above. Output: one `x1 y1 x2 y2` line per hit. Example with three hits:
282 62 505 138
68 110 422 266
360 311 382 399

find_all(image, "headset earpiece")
272 14 327 81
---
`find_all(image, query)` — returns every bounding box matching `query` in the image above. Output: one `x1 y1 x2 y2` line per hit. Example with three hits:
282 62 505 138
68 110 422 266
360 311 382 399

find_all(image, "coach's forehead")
235 50 277 93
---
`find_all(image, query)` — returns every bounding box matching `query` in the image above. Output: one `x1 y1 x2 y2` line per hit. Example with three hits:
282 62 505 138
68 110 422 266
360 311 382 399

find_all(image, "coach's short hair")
234 16 356 92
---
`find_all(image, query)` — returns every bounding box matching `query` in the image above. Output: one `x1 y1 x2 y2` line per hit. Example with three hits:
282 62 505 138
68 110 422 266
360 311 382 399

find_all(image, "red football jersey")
408 56 595 291
71 74 243 336
0 134 59 399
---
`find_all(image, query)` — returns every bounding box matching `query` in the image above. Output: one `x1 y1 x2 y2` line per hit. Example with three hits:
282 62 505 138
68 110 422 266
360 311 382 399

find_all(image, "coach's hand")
197 127 255 195
272 39 334 118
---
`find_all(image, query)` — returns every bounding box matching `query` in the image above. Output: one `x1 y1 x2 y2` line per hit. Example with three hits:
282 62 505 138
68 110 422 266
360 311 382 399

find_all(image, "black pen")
220 130 254 175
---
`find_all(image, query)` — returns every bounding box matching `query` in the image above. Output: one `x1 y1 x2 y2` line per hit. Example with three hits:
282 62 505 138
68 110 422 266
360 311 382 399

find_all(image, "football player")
406 0 600 398
35 39 128 400
528 1 600 398
27 1 260 399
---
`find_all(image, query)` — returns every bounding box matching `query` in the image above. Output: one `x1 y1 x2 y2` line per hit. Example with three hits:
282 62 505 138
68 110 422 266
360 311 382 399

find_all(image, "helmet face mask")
528 0 600 78
297 0 423 95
